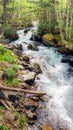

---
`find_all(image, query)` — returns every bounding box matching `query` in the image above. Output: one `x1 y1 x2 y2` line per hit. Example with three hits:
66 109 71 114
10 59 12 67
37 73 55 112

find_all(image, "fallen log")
0 86 46 96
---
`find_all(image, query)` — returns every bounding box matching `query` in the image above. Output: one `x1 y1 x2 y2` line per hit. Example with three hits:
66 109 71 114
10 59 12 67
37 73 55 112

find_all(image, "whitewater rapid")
11 23 73 130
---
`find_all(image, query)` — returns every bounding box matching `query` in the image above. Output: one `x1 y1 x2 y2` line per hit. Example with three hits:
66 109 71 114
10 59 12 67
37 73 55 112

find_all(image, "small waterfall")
11 22 73 130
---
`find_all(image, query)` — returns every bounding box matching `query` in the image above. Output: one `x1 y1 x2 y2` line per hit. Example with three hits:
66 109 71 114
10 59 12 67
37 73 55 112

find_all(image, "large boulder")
27 43 39 51
42 34 54 46
31 34 42 42
23 71 36 85
61 55 73 67
29 63 42 74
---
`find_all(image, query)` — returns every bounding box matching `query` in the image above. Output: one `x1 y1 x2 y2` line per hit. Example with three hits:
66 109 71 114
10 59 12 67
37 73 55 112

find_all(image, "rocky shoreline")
0 42 52 130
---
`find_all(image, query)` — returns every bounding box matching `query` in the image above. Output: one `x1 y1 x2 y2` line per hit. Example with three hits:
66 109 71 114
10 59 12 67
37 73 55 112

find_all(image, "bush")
0 25 19 42
37 21 49 36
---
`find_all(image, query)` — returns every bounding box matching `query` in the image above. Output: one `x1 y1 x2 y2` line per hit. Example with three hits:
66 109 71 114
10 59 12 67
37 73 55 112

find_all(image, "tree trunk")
2 0 8 23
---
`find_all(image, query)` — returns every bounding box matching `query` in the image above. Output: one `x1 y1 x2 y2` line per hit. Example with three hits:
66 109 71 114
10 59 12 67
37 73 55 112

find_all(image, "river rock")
31 34 42 42
24 98 38 110
21 82 31 90
27 43 39 51
22 55 30 63
23 72 36 85
26 110 37 120
40 125 52 130
32 63 42 74
24 28 30 33
12 44 23 51
61 55 73 67
8 93 18 102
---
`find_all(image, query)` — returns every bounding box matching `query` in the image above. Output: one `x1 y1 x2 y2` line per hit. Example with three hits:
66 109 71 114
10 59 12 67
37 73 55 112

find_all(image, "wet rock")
8 93 18 102
0 70 4 79
32 63 42 74
31 34 42 42
24 98 38 111
21 82 31 90
27 43 39 51
22 55 30 63
24 28 30 33
0 91 5 99
61 55 73 67
40 125 52 130
12 44 23 51
13 49 22 56
23 72 36 85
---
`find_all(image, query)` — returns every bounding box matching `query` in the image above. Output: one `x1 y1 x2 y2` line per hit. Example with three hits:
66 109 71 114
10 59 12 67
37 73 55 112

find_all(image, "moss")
42 33 54 41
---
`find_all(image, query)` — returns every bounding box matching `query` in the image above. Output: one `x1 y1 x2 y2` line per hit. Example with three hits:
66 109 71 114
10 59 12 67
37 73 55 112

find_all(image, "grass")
0 125 9 130
15 112 27 128
0 44 19 86
0 44 17 63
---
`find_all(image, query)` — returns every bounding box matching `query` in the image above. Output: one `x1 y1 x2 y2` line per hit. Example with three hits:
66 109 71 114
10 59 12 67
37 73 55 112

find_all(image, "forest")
0 0 73 130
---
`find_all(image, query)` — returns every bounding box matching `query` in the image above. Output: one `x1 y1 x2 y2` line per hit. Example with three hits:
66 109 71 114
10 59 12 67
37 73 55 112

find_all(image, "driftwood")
0 86 46 96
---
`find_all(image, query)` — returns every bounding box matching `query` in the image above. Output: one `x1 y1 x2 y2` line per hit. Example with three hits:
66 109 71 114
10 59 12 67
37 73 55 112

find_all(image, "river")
11 22 73 130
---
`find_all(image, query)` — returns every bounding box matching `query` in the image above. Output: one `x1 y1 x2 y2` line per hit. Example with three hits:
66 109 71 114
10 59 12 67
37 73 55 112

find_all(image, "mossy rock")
42 34 54 42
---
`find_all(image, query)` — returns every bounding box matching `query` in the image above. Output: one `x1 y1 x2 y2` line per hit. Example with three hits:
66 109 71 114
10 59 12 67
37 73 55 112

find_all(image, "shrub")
37 21 49 36
0 24 19 42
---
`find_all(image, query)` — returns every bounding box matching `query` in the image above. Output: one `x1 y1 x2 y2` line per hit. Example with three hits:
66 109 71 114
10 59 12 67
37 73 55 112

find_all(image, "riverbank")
0 43 52 130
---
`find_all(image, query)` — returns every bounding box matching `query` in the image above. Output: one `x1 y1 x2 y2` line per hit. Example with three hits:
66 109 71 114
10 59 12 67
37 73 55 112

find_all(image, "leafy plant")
37 21 49 36
0 125 9 130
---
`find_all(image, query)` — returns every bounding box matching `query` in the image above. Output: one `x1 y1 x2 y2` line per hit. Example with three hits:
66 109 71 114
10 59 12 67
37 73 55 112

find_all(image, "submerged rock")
24 28 30 33
27 43 39 51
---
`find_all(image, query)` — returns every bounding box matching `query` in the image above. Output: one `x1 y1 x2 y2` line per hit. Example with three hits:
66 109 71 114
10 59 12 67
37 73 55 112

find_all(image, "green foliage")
6 78 19 86
0 105 4 109
0 45 6 55
0 45 17 63
15 112 27 128
0 125 8 130
37 21 49 36
4 65 19 85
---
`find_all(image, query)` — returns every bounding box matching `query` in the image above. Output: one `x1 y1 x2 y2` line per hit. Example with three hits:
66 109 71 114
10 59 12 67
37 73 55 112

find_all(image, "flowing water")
11 22 73 130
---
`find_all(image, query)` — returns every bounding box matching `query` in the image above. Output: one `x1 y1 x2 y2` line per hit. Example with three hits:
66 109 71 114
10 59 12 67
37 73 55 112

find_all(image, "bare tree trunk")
2 0 8 23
